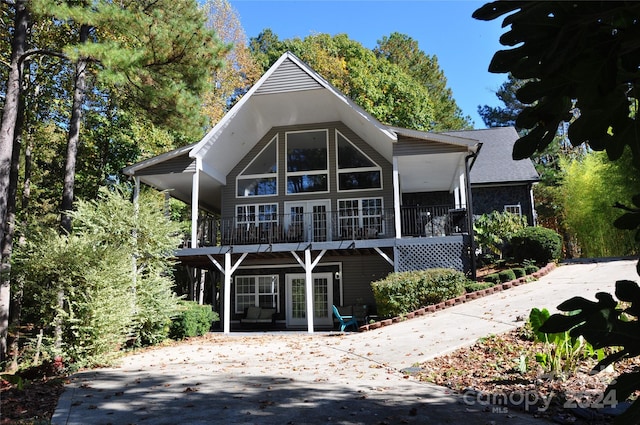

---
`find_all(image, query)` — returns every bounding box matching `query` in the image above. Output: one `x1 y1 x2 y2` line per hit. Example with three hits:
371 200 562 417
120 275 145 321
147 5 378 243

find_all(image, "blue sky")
229 0 510 129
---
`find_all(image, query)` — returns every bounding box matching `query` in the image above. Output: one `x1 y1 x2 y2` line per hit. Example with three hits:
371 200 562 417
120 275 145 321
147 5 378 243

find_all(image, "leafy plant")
169 301 217 340
371 269 467 317
464 281 494 293
510 226 562 265
539 283 640 424
498 269 516 283
473 211 528 258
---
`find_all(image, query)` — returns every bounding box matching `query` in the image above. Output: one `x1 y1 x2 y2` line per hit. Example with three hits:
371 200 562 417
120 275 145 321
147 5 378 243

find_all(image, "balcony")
185 205 468 248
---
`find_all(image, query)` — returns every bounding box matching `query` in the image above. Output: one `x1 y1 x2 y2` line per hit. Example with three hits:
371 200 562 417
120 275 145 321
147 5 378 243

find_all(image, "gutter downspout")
465 152 478 280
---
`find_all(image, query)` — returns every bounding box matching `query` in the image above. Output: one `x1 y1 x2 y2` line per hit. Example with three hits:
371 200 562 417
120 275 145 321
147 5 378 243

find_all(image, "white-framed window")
235 203 278 241
286 129 329 194
338 198 384 238
235 275 279 314
336 130 382 191
236 136 278 197
504 204 522 216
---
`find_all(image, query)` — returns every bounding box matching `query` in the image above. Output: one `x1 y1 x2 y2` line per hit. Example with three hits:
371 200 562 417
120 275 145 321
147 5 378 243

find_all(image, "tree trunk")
56 24 89 348
60 24 89 235
0 0 29 365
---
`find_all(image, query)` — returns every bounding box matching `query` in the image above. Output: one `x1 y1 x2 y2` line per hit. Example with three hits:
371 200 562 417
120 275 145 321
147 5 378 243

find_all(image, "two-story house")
124 52 484 333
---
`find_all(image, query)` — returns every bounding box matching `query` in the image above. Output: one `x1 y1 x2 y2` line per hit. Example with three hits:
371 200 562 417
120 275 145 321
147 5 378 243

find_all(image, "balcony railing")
185 205 468 247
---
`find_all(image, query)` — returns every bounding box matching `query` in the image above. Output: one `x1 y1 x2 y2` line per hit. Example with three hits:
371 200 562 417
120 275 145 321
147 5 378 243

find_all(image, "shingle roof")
443 127 540 185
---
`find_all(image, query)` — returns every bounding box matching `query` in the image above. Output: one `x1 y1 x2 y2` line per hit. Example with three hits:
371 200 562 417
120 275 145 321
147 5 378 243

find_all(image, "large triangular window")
237 136 277 197
336 131 382 191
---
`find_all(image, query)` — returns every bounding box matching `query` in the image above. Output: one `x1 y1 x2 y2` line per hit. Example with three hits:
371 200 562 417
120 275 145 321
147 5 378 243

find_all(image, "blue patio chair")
332 305 359 332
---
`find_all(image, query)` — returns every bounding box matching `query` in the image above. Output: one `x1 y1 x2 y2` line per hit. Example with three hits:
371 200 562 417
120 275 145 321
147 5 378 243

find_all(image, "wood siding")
135 154 196 176
255 58 324 95
394 137 468 156
220 121 394 221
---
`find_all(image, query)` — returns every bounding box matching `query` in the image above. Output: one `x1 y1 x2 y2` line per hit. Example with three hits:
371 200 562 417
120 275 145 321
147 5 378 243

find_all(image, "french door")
285 200 331 242
286 273 333 328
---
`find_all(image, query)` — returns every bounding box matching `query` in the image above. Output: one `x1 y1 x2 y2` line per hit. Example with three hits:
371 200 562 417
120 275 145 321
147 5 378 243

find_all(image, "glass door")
285 273 333 328
284 200 331 242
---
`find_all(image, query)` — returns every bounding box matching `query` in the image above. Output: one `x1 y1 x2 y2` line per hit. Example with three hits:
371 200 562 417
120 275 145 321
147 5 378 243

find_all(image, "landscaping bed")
415 327 640 425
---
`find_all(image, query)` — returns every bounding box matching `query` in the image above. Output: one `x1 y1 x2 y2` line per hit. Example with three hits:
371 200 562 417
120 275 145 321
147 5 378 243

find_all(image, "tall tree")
249 32 440 131
0 0 29 364
374 32 472 130
201 0 260 127
477 73 526 129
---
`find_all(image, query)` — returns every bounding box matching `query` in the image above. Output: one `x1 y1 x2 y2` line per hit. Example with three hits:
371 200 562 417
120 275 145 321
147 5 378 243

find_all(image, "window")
235 275 279 313
338 198 384 238
236 204 278 242
286 130 329 194
237 136 277 197
504 204 522 216
336 131 382 191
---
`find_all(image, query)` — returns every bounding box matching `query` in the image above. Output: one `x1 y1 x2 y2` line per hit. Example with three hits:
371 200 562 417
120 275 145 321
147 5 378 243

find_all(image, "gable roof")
123 52 481 211
443 127 539 185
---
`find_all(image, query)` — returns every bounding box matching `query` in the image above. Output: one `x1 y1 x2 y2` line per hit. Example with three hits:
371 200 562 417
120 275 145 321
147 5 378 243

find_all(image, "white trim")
236 135 279 198
392 156 401 239
335 129 383 193
285 129 330 196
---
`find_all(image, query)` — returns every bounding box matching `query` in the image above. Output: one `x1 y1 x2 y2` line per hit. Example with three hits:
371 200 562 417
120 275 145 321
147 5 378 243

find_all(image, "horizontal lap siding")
222 121 393 220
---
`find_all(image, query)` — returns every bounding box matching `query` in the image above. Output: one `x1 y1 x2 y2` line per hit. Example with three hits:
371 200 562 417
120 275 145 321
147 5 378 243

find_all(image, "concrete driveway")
52 258 639 425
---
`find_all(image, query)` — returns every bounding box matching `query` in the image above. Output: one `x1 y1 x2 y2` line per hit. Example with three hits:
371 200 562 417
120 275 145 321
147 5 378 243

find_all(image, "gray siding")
394 137 468 156
255 58 324 95
221 121 394 221
136 154 196 176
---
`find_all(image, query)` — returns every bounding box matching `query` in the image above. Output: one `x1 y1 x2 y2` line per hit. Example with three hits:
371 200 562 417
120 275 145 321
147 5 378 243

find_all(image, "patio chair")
332 305 359 332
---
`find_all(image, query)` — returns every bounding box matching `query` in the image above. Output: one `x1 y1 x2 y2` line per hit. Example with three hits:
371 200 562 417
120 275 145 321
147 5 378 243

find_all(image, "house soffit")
190 52 397 179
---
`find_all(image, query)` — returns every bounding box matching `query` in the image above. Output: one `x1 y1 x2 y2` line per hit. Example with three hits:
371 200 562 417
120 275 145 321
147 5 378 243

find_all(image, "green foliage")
562 151 640 257
529 308 602 378
371 269 467 317
524 264 539 275
483 273 500 284
464 281 494 293
512 268 526 278
509 227 562 265
473 211 528 258
15 185 182 366
249 31 471 132
498 269 516 283
169 301 217 340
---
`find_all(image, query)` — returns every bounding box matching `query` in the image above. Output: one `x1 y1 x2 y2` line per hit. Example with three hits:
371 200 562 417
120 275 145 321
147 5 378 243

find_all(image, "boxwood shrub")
371 268 467 317
169 301 218 340
510 226 562 265
512 267 527 278
498 269 517 282
525 264 539 275
483 273 501 284
465 281 495 293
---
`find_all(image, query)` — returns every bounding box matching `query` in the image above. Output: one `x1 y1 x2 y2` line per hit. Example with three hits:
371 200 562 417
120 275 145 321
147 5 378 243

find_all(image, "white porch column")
392 156 401 239
459 169 467 209
191 159 201 248
305 249 314 333
223 251 232 334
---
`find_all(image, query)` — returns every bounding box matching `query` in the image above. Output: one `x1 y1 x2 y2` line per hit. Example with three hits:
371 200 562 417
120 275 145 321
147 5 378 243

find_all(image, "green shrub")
483 273 500 284
474 211 528 258
509 226 562 265
524 264 539 274
169 301 217 340
371 268 467 317
498 269 517 282
512 267 527 278
465 281 494 292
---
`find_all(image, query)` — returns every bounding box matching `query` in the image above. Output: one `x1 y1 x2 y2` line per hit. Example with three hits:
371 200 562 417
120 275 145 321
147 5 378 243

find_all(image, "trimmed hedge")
498 269 517 282
169 301 217 340
512 267 527 278
525 264 539 274
483 273 501 284
465 281 495 292
510 226 562 265
371 268 467 317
